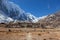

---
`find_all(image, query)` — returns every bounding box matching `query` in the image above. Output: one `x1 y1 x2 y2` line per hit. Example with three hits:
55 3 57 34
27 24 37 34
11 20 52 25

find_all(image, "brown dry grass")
0 28 60 40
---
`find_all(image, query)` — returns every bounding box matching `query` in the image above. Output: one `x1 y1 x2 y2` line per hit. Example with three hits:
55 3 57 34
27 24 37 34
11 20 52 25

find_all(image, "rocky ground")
0 28 60 40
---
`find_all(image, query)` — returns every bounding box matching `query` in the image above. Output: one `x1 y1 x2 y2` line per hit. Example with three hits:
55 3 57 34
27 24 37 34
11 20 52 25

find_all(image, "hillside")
38 11 60 28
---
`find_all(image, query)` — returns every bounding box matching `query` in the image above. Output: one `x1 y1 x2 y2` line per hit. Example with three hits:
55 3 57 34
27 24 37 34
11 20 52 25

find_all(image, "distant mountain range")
0 0 60 29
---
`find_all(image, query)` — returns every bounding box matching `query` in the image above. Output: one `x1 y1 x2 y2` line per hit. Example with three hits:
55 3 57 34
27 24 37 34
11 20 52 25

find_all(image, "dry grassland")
0 28 60 40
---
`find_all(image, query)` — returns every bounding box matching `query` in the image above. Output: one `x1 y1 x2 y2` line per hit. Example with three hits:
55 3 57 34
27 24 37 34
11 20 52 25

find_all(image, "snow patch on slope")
39 15 47 19
0 13 13 23
26 13 38 22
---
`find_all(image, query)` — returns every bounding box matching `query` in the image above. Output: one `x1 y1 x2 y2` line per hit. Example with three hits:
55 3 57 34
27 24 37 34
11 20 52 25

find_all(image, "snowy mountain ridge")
0 0 47 23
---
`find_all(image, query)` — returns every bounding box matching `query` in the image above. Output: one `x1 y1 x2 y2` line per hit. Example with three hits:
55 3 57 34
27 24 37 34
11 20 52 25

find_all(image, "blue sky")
10 0 60 17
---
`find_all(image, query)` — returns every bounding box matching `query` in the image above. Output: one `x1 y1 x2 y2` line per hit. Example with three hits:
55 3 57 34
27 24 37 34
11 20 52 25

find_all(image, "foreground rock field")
0 28 60 40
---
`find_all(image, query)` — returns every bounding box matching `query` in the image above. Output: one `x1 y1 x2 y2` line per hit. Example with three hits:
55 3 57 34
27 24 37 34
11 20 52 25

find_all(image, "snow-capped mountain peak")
0 0 39 23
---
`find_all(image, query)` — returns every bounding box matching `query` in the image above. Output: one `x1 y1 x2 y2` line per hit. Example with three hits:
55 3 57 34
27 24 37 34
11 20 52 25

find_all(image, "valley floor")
0 28 60 40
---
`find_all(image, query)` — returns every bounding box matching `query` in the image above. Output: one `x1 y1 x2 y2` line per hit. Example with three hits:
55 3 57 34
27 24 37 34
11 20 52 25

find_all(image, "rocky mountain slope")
38 11 60 28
